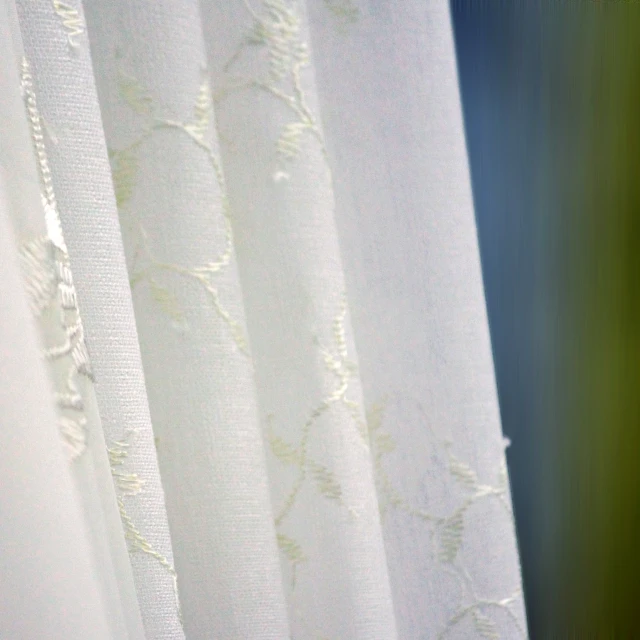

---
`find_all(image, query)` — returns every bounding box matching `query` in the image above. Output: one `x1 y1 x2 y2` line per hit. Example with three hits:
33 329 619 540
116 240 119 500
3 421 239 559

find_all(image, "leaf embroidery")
268 428 302 465
109 149 138 208
438 508 465 563
113 69 248 352
472 610 500 640
52 0 84 48
308 460 342 503
221 0 323 177
185 75 213 141
323 0 359 31
277 532 306 565
19 60 92 460
118 70 154 116
148 278 186 325
448 453 479 492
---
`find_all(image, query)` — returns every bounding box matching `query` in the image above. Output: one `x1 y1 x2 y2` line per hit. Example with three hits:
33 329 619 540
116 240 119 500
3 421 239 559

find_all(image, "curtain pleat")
0 4 144 637
0 30 114 628
83 1 291 637
12 1 183 636
0 0 527 638
0 187 111 640
305 3 528 637
199 2 399 638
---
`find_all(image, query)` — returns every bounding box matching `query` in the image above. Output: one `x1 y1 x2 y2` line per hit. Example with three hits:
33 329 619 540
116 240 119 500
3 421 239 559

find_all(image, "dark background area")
452 3 640 636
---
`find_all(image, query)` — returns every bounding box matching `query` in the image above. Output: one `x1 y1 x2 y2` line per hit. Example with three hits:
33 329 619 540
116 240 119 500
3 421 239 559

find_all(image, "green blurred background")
452 2 640 636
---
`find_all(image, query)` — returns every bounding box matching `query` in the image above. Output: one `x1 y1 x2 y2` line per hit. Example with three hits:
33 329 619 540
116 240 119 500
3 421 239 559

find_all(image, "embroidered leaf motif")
247 0 309 80
366 402 384 431
118 70 153 116
373 430 395 454
472 609 500 640
324 0 360 26
448 453 479 492
52 1 85 48
367 404 396 455
308 461 342 503
269 432 301 465
439 508 465 562
71 339 92 378
277 532 306 565
109 149 138 208
185 76 212 141
276 121 309 161
19 236 57 315
58 416 87 460
148 279 185 324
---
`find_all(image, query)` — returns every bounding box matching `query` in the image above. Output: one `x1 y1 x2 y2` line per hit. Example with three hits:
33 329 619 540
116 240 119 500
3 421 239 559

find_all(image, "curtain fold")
83 1 291 637
304 4 527 637
0 0 527 638
0 14 113 632
0 4 144 636
0 182 111 640
12 0 182 636
200 2 399 638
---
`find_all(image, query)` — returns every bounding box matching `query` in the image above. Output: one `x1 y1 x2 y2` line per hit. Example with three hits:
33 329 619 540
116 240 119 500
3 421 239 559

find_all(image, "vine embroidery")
323 0 360 31
218 0 326 181
19 58 92 460
220 0 366 588
52 0 84 48
268 295 366 585
110 69 248 353
108 431 182 624
368 402 525 639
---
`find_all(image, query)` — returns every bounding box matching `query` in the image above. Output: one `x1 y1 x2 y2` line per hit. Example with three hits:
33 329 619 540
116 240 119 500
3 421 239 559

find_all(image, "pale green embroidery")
52 0 84 48
219 0 326 179
222 1 369 590
268 296 365 580
19 59 91 460
323 0 360 31
108 432 183 625
472 609 500 640
276 532 306 587
368 401 525 638
110 70 248 353
438 593 523 640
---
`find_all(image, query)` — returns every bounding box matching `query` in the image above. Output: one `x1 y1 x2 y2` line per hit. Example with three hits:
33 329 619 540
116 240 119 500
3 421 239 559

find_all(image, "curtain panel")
0 0 526 638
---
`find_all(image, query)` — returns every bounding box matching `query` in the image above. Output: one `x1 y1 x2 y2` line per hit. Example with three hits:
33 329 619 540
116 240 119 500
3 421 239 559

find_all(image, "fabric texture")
0 0 526 638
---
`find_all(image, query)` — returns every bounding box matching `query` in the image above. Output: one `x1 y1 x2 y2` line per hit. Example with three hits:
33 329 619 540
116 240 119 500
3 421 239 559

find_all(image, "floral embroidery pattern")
267 296 366 584
217 0 368 585
19 57 184 625
218 0 326 181
109 69 248 353
51 0 85 49
108 431 182 624
323 0 359 31
19 58 92 460
368 402 525 638
212 2 524 636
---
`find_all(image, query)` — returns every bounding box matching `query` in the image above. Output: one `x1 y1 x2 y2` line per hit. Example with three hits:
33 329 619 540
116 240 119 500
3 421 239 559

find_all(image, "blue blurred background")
452 3 640 636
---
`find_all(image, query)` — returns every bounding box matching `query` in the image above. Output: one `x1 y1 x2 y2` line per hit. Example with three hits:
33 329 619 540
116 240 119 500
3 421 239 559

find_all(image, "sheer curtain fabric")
0 0 526 638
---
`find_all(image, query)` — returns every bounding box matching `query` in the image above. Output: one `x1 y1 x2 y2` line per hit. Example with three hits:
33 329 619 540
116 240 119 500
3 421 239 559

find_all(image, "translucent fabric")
0 0 526 638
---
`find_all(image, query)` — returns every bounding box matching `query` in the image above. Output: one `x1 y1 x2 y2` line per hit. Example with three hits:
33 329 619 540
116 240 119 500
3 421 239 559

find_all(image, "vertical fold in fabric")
12 0 184 637
0 4 144 638
83 0 291 637
199 1 398 637
306 2 527 638
0 176 111 640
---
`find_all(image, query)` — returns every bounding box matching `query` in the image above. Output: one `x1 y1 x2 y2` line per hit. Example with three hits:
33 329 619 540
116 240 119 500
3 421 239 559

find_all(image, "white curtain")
0 0 526 638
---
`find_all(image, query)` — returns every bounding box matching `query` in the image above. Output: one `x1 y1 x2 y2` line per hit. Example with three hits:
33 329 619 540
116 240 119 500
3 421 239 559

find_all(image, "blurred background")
451 2 640 637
